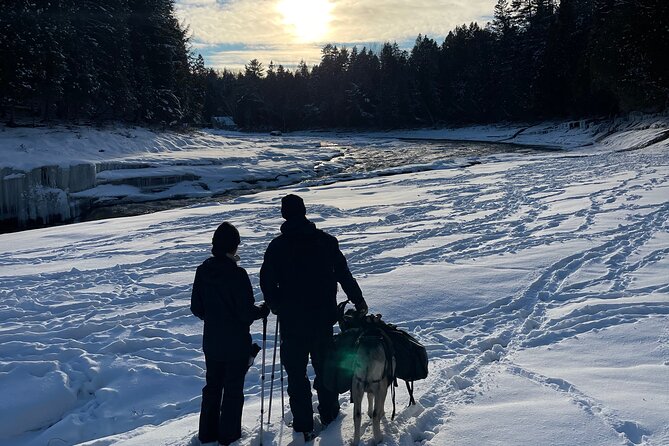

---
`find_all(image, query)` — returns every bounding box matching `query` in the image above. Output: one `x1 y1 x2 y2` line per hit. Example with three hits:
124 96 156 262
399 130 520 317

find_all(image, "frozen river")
78 136 554 223
2 119 666 233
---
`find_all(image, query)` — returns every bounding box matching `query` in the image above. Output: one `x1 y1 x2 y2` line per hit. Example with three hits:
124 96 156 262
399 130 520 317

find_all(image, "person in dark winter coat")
260 194 368 440
191 222 270 446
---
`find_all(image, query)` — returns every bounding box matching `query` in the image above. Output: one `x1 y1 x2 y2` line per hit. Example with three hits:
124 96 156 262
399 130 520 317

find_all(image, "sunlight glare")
277 0 333 43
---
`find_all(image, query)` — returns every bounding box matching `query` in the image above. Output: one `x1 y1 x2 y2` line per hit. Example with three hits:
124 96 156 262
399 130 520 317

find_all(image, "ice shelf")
0 163 96 229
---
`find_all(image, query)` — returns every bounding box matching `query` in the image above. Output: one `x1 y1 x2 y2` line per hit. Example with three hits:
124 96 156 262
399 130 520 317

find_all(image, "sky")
175 0 497 72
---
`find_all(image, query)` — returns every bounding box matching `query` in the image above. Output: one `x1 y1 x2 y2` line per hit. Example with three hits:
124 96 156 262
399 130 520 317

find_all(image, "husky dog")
351 328 395 445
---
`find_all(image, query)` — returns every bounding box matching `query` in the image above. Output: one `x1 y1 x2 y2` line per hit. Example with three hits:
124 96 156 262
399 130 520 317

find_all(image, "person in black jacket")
191 222 269 446
260 194 368 440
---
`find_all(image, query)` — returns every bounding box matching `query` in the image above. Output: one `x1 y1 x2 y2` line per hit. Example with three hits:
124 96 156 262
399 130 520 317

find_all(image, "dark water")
314 138 551 177
81 138 557 222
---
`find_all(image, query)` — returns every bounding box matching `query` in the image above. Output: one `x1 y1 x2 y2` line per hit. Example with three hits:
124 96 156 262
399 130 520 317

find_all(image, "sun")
277 0 333 43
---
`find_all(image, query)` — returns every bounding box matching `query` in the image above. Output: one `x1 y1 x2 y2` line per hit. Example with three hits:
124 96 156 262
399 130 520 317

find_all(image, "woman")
191 222 269 445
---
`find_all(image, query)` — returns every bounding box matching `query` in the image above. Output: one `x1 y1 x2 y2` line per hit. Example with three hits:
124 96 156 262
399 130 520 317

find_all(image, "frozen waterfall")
0 163 96 230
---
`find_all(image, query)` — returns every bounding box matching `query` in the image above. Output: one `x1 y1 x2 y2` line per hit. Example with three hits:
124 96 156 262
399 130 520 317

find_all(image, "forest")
1 0 667 129
0 0 205 125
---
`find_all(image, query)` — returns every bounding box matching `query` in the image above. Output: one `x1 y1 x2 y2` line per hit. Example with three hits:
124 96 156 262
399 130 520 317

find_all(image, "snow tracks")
1 144 668 445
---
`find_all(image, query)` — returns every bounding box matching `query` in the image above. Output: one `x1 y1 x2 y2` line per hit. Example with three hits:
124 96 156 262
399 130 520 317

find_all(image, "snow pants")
281 333 340 433
198 356 248 445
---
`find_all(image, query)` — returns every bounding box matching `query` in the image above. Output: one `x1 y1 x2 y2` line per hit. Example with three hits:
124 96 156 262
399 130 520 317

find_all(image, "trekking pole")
260 317 268 446
279 319 285 420
267 316 280 426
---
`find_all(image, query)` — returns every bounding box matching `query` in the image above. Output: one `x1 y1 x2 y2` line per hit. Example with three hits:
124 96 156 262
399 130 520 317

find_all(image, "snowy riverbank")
0 117 668 445
373 114 669 151
2 114 668 231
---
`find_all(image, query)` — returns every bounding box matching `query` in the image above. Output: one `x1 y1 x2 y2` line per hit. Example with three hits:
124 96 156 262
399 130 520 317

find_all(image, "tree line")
208 0 668 130
1 0 667 129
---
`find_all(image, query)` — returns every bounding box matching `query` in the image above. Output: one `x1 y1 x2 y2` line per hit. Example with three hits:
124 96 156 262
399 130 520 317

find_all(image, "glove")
258 302 270 319
354 300 368 316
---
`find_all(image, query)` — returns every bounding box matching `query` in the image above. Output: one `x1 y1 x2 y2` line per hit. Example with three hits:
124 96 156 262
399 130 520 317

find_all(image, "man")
260 194 368 441
191 222 270 446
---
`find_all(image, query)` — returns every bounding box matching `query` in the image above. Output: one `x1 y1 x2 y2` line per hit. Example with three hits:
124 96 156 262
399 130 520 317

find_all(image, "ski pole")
260 317 267 446
267 316 279 425
279 319 285 420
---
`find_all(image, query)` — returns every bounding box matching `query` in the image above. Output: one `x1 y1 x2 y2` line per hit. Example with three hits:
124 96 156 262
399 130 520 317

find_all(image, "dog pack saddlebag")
322 327 362 394
336 300 428 383
384 325 428 382
380 322 428 407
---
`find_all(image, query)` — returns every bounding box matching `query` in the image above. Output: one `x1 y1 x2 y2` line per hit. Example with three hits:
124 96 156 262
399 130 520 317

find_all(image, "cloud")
175 0 496 68
329 0 496 42
176 0 290 45
204 43 325 71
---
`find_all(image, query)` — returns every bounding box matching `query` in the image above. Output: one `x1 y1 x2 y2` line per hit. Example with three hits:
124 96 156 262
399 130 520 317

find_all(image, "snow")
1 119 668 446
368 114 669 152
0 364 78 439
1 127 341 226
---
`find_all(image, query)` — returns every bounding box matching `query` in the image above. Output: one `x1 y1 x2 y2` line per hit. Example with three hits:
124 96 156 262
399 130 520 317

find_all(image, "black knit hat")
281 194 306 220
212 222 240 254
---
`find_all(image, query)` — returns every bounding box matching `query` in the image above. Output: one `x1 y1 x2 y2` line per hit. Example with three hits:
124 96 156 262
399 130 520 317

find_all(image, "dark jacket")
191 255 264 361
260 217 365 338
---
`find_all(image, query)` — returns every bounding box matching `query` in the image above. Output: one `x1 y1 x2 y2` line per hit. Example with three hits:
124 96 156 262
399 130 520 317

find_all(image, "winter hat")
212 222 240 254
281 194 306 220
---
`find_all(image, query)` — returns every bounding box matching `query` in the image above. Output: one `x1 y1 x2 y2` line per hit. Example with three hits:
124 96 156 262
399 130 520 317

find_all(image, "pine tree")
536 0 595 116
439 24 497 122
410 35 441 125
235 59 266 128
492 0 514 34
346 47 380 126
378 42 412 127
187 54 208 123
244 59 265 79
128 0 192 124
311 45 351 126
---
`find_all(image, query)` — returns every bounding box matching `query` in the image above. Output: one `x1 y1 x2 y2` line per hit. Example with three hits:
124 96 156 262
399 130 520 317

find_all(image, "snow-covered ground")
1 121 668 446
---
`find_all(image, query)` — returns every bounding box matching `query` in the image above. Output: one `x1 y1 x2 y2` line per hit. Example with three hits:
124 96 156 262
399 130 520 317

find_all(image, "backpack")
331 300 429 410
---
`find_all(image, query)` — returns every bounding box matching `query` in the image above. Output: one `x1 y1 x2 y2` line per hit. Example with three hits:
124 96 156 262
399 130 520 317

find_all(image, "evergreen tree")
490 0 522 118
440 24 497 122
244 59 265 79
538 0 595 116
410 35 441 125
345 47 380 126
235 59 267 128
378 42 412 127
311 45 351 126
128 0 193 124
187 54 208 123
492 0 514 35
